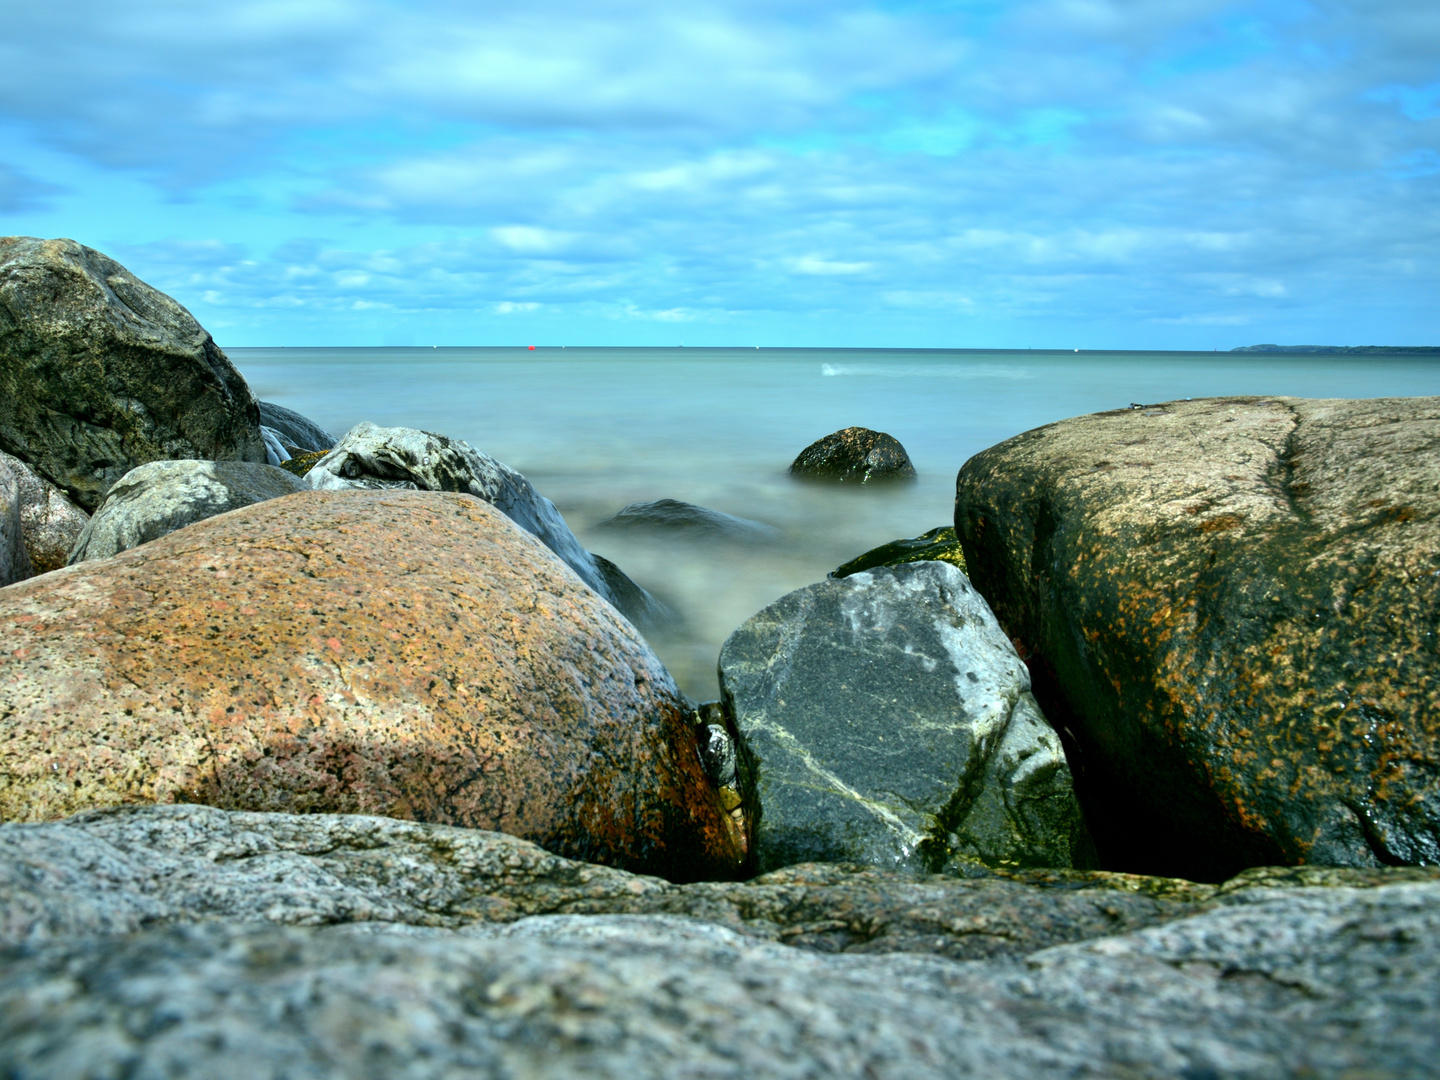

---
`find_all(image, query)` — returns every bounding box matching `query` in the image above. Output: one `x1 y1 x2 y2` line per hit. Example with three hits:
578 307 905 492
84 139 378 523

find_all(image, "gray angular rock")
0 237 266 512
258 401 336 452
2 874 1437 1079
67 459 305 564
0 448 88 574
720 562 1091 874
0 455 32 586
594 498 781 543
308 423 668 630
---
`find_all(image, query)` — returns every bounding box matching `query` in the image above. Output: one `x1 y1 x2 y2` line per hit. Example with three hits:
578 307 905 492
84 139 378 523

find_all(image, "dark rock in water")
0 237 266 512
832 525 966 578
2 806 1438 1080
955 395 1440 881
67 459 305 564
257 401 336 452
0 490 742 882
594 498 781 543
308 423 665 631
592 552 676 631
720 562 1090 875
0 449 89 575
790 426 916 484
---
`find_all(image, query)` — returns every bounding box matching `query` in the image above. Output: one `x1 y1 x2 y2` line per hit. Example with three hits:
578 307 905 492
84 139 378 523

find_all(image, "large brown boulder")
0 237 266 512
955 396 1440 881
0 489 742 881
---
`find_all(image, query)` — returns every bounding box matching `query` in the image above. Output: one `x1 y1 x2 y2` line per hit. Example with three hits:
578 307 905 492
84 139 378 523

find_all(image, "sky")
1 0 1437 348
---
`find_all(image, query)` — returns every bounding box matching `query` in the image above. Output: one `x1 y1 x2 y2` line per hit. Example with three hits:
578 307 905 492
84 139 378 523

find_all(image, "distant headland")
1232 344 1440 354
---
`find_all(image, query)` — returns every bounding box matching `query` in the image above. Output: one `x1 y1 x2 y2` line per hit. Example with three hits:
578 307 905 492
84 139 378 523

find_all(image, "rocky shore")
3 236 1438 1076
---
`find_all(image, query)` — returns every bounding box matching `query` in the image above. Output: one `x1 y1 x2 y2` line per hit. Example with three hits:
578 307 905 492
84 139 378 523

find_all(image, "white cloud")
789 255 873 275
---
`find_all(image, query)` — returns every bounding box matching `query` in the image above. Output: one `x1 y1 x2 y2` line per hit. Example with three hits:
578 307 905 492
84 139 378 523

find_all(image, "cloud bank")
2 0 1436 345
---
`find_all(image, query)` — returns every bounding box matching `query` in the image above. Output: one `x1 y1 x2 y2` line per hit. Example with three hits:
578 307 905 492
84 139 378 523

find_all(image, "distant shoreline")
1232 344 1440 355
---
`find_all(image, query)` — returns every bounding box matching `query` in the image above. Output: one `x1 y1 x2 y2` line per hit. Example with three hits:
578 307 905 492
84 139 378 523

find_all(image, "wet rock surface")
257 401 336 452
790 426 916 484
0 237 266 512
0 449 88 575
720 562 1090 874
955 395 1440 880
832 525 967 578
4 802 1435 957
0 489 742 880
67 459 305 564
2 807 1437 1080
307 423 665 630
594 498 781 543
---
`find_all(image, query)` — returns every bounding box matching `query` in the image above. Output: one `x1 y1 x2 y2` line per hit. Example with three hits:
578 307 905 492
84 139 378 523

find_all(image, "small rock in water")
593 498 781 543
67 459 305 564
720 561 1092 874
789 426 916 484
832 525 966 578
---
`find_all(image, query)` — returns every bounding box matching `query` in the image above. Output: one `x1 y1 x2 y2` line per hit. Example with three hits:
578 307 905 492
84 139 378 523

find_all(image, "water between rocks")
234 346 1440 700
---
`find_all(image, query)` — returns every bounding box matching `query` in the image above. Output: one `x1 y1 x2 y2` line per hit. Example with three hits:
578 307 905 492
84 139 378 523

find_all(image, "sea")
233 347 1440 702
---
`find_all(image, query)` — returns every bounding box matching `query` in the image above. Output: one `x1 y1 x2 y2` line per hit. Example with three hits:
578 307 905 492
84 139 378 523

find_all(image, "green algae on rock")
831 526 967 579
279 447 329 478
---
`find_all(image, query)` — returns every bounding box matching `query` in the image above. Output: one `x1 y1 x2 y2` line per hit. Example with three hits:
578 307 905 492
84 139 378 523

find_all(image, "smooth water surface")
233 347 1440 700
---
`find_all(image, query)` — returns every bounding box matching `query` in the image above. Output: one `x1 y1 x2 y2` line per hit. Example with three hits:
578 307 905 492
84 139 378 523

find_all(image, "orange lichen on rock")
955 395 1440 880
0 489 743 882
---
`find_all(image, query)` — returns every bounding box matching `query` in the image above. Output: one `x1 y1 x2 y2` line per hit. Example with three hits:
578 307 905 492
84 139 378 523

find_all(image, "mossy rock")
279 449 329 478
831 526 966 579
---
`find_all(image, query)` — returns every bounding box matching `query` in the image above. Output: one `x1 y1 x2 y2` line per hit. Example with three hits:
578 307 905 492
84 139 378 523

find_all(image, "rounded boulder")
0 489 743 881
789 427 916 484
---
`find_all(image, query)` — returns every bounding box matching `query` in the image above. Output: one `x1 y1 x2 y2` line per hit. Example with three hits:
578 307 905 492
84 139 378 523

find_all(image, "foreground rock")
790 426 916 484
955 396 1440 880
0 489 741 880
831 525 966 578
593 498 781 543
720 562 1090 874
0 449 89 575
3 807 1438 1079
8 803 1438 954
0 237 266 512
67 459 305 564
307 422 669 629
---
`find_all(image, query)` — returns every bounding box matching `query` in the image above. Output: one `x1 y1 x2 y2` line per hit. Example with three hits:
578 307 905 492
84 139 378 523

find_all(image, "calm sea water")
232 347 1440 701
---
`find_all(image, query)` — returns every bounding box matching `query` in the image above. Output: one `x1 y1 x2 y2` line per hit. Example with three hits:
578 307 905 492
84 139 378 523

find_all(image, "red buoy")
528 345 535 350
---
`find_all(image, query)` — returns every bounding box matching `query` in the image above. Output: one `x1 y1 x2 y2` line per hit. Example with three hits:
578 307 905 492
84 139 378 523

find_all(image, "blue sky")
2 0 1437 348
